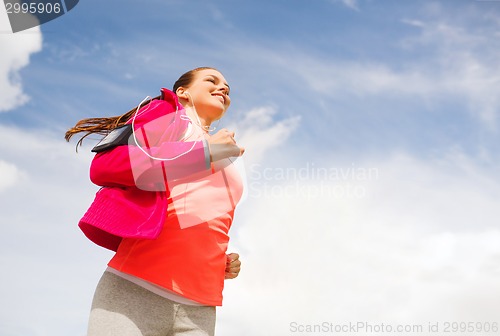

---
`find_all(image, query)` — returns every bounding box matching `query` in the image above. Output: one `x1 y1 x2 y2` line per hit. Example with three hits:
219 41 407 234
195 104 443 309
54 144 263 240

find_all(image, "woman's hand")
225 253 241 279
208 129 245 162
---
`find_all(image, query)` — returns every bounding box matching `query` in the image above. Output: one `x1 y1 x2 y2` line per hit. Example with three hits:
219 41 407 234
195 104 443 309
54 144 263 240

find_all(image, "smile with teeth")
213 94 225 104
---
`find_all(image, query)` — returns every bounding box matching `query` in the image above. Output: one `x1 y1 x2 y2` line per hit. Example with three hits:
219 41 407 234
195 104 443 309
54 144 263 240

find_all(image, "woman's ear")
176 87 189 100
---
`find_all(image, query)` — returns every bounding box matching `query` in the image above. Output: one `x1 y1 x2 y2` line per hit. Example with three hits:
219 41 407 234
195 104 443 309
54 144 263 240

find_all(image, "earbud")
177 89 189 100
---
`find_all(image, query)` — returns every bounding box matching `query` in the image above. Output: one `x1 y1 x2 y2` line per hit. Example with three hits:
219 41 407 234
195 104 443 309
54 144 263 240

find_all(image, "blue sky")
1 1 500 335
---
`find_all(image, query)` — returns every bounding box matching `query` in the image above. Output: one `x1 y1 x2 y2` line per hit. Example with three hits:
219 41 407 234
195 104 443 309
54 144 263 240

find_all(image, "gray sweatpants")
87 271 216 336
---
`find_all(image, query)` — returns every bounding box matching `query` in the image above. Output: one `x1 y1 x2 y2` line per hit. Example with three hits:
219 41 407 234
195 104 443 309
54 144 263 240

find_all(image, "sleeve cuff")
202 138 211 170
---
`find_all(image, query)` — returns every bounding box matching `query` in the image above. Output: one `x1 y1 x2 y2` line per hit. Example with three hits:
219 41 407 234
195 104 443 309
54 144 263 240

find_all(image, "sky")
1 0 500 335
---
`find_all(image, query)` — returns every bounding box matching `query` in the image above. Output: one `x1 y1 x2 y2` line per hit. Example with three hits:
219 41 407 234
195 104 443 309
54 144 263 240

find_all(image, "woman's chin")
207 105 227 120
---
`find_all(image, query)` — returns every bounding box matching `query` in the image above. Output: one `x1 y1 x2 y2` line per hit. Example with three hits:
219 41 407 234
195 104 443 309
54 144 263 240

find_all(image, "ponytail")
64 95 160 149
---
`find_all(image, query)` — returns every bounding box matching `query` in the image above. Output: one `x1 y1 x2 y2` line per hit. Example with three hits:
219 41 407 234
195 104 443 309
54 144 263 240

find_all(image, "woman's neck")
185 105 212 131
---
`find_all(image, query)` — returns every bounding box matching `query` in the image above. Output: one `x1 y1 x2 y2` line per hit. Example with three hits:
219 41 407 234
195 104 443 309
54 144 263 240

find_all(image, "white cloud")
218 151 500 335
276 15 500 126
296 54 500 126
0 9 42 112
342 0 359 11
296 61 432 97
399 18 500 125
228 106 301 164
0 160 23 191
0 124 109 335
330 0 359 11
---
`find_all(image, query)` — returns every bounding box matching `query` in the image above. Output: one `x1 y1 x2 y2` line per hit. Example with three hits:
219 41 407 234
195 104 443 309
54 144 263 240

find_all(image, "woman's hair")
173 66 215 94
64 66 217 148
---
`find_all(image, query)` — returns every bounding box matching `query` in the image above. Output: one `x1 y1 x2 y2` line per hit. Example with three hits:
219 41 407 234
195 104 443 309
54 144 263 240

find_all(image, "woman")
66 67 245 336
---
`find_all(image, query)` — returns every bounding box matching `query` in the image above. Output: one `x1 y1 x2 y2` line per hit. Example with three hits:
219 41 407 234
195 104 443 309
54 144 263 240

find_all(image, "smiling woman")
174 67 231 123
65 67 245 336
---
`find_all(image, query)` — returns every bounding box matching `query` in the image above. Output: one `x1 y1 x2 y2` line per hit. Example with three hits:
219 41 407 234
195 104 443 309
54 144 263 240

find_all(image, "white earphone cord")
185 91 219 133
130 96 197 161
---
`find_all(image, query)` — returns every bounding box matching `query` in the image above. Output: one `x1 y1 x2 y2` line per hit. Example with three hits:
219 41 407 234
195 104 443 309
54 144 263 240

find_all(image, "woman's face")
179 69 231 122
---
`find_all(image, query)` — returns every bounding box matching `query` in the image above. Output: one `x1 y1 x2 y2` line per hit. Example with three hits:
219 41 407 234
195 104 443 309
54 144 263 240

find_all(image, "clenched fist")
208 128 245 162
225 253 241 280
